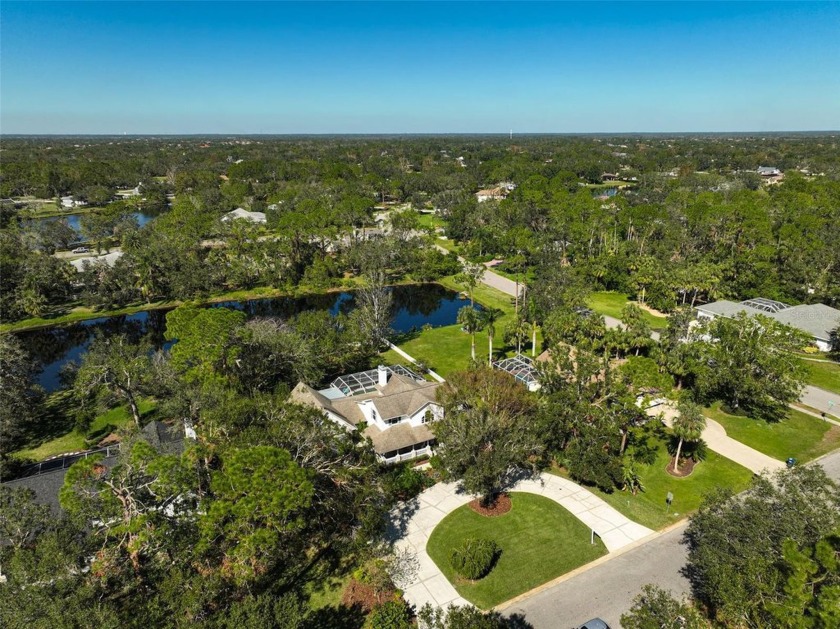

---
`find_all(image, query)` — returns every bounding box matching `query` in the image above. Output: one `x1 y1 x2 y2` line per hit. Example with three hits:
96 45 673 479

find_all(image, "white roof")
222 208 266 224
69 251 124 272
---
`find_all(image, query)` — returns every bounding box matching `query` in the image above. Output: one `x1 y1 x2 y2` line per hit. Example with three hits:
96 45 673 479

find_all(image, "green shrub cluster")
449 538 499 580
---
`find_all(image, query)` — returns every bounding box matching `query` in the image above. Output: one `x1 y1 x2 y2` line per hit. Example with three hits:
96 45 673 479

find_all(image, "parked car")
71 247 89 254
577 620 610 629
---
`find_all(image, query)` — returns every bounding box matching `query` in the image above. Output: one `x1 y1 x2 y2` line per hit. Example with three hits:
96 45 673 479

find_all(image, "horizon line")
2 130 839 138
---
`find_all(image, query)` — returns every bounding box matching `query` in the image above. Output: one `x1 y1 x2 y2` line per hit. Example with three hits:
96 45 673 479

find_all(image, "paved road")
503 523 690 628
800 385 840 418
505 449 840 628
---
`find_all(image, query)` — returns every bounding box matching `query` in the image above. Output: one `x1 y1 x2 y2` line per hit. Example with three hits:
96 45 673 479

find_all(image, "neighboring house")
601 172 619 181
696 298 840 352
60 196 87 209
1 421 189 514
115 183 142 198
757 166 782 177
475 187 508 202
221 207 267 224
70 250 124 272
291 365 441 464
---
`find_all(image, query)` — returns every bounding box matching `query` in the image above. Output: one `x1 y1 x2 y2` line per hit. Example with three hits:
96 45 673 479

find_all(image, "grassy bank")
1 281 374 333
426 493 607 609
15 398 158 461
381 276 541 377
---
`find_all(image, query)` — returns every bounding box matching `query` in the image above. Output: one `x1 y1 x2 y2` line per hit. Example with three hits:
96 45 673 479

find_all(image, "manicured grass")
426 493 607 609
435 237 463 255
416 213 445 230
584 181 636 189
705 403 840 463
586 291 668 330
801 359 840 395
14 399 157 461
383 278 542 377
551 436 755 531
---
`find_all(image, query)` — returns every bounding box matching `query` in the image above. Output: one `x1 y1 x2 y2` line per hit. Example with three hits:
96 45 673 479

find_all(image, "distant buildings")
475 182 516 203
60 196 87 209
291 365 441 464
757 166 781 177
696 298 840 352
221 207 267 224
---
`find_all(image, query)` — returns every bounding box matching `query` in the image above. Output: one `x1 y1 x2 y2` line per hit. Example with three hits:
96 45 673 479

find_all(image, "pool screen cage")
493 354 539 388
330 364 423 396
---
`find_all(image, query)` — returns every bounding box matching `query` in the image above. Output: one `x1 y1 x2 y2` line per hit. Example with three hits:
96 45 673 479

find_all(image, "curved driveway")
387 473 653 611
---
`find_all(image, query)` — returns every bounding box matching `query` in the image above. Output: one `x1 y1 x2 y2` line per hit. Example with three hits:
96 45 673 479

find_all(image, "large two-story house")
291 365 442 464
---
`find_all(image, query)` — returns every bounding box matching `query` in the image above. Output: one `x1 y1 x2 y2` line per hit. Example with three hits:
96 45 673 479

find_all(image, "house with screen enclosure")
695 298 840 352
492 353 541 391
290 365 442 464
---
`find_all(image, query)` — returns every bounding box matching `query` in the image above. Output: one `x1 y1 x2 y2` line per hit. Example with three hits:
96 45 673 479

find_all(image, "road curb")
493 519 688 612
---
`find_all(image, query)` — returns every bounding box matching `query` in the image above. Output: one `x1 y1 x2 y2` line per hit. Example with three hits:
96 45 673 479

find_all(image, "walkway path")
386 342 445 383
387 473 653 611
701 419 785 474
652 403 785 474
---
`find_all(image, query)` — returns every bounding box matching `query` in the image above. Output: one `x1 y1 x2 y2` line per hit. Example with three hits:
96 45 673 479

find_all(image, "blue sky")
2 1 838 134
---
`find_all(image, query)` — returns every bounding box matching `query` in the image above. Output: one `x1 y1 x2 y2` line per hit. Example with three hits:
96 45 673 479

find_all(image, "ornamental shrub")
449 538 499 580
367 599 412 629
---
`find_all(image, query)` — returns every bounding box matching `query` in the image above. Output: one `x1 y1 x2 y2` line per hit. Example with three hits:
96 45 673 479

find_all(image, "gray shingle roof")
364 422 435 455
772 304 840 342
697 300 840 342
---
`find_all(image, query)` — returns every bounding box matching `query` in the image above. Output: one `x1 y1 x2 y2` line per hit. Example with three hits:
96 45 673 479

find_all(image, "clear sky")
2 1 838 134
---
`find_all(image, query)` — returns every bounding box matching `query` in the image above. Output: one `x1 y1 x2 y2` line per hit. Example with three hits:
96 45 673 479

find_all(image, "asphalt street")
504 450 840 629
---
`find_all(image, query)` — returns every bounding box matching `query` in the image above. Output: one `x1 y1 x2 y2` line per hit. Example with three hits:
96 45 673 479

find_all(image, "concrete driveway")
387 473 653 612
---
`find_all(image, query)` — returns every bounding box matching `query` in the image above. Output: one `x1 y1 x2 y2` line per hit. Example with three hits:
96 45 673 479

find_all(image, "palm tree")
526 297 540 357
481 308 503 366
673 401 707 472
457 306 482 361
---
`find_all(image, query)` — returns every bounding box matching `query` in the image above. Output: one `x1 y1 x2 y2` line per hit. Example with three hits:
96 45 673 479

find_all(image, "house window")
371 409 377 422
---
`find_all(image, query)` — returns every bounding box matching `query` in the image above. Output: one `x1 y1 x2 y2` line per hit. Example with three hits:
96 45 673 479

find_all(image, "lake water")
592 187 619 198
15 284 476 393
27 211 156 242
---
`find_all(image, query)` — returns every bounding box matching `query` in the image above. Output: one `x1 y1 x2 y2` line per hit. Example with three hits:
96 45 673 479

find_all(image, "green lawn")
552 436 755 531
705 403 840 463
426 493 607 609
435 237 463 255
381 278 542 377
416 213 445 230
586 291 668 330
801 359 840 395
14 399 157 461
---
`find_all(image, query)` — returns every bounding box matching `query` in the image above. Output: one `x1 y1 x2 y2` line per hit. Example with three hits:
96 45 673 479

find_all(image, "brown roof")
371 375 439 419
364 422 435 455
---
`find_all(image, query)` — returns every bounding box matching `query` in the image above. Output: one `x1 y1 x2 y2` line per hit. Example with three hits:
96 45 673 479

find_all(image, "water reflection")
15 284 477 392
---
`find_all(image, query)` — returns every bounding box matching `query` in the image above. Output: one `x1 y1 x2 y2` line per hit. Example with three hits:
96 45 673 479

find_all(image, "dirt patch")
340 579 395 613
666 457 696 477
468 493 512 516
637 301 668 318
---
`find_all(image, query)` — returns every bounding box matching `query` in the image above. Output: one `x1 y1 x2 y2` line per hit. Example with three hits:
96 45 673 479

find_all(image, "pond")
15 284 477 393
26 211 157 243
